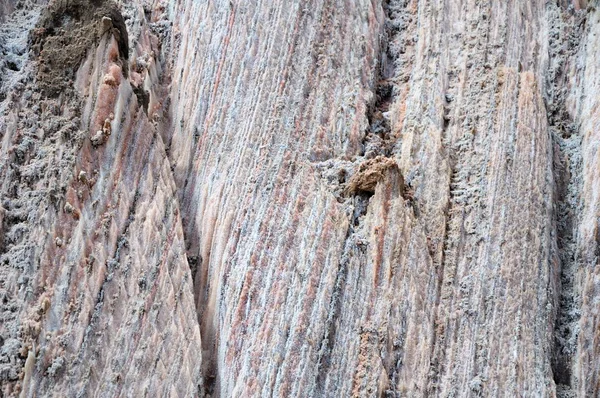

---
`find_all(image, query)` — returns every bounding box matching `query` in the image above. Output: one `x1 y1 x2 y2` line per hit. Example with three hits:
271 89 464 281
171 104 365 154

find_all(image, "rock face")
0 0 599 396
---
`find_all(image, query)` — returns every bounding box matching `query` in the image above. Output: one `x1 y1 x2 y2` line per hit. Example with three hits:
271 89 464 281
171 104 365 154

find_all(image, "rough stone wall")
0 1 202 396
0 0 599 397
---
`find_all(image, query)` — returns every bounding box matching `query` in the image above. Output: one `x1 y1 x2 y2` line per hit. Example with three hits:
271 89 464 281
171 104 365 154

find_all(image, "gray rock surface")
0 0 599 396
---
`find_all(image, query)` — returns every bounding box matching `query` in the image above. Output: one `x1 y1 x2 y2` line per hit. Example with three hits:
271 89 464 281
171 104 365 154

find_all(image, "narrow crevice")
314 3 407 391
351 193 373 226
128 4 215 395
360 0 401 160
545 3 586 394
549 113 582 394
202 363 217 397
132 84 150 115
313 164 389 392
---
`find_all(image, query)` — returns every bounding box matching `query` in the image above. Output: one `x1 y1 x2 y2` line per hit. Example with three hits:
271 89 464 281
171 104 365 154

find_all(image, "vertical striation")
0 0 599 396
0 1 202 396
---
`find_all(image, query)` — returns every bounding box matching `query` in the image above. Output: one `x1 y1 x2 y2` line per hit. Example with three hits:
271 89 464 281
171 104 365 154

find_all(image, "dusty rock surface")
0 0 599 397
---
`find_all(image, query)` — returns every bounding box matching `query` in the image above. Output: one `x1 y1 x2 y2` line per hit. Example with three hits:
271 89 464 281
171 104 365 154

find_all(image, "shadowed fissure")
0 0 593 396
548 82 582 396
315 0 408 394
545 3 585 395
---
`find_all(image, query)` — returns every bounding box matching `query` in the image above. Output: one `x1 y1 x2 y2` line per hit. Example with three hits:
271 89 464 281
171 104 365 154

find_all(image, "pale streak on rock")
1 0 600 397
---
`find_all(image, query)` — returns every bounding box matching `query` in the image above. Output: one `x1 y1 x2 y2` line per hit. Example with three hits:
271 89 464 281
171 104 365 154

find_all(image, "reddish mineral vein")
1 0 599 397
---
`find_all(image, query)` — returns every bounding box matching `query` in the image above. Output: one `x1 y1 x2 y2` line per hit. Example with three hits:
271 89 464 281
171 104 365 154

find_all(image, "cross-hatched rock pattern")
0 0 599 397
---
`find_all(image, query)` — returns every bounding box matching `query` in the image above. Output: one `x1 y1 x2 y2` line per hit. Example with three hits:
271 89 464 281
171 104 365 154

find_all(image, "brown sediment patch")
30 0 129 97
345 156 402 195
